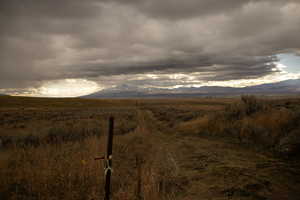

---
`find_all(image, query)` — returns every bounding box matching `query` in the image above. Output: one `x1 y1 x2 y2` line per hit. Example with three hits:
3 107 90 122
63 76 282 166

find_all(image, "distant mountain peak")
82 79 300 98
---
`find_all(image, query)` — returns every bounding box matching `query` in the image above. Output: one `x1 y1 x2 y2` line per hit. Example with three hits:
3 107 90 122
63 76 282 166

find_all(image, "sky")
0 0 300 97
278 53 300 73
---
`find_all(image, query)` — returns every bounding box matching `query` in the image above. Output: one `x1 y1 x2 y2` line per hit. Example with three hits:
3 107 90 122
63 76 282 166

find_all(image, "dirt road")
141 109 300 200
166 134 300 200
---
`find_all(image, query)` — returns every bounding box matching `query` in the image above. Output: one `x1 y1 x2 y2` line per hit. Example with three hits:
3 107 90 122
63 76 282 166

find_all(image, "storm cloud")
1 0 300 94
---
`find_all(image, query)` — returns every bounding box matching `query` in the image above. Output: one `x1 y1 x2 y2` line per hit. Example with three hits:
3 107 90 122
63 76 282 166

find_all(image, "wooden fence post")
135 155 143 200
104 116 114 200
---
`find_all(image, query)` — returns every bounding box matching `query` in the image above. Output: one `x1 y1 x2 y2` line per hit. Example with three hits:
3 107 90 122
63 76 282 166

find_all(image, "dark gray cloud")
104 0 298 20
0 0 300 94
71 54 278 79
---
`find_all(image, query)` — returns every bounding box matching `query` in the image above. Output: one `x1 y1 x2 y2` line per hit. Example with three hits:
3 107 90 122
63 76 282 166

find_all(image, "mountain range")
83 79 300 98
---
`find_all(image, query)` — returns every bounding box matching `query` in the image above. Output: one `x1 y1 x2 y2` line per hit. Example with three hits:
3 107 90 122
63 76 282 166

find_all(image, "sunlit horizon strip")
1 62 299 97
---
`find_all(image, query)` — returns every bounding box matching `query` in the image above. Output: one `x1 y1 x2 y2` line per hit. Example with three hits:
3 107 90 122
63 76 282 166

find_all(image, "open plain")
0 96 300 200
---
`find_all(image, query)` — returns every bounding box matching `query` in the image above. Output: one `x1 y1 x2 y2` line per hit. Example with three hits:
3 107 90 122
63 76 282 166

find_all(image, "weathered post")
135 155 143 200
104 116 114 200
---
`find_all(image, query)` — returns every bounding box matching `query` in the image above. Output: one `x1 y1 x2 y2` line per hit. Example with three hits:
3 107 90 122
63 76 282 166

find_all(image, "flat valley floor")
0 96 300 199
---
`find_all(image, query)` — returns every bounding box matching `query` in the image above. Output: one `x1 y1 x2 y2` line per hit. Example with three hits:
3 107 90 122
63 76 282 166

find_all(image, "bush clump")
194 96 300 158
241 95 265 115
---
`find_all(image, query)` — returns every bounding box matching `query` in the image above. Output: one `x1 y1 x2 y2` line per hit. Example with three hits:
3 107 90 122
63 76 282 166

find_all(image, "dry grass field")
0 95 300 200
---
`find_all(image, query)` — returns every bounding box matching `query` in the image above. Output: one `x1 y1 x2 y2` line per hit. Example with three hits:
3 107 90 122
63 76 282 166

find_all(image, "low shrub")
194 96 300 157
241 95 265 115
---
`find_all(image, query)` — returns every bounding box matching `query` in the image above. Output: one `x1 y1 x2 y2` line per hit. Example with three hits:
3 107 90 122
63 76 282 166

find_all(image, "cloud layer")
1 0 300 95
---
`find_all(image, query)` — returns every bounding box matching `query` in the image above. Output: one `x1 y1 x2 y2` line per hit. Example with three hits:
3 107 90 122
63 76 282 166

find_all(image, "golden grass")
179 96 300 155
176 116 210 135
1 95 300 199
0 104 182 200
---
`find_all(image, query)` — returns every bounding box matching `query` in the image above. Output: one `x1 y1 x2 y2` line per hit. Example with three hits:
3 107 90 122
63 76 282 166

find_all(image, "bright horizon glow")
154 63 300 89
2 59 300 97
38 79 101 97
203 63 300 88
14 79 102 97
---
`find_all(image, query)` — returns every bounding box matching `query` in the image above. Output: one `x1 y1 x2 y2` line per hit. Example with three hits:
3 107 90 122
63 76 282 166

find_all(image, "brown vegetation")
0 95 300 199
196 95 300 157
